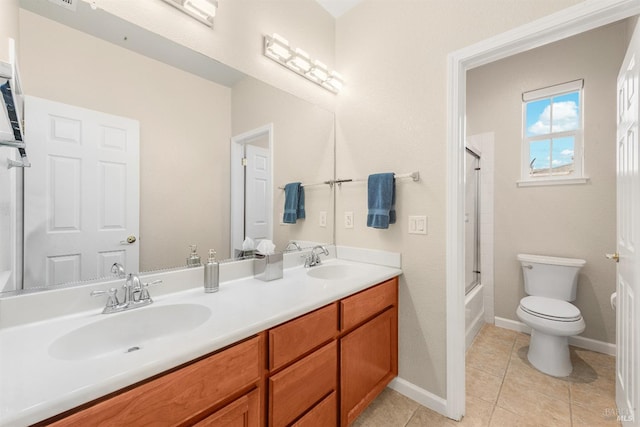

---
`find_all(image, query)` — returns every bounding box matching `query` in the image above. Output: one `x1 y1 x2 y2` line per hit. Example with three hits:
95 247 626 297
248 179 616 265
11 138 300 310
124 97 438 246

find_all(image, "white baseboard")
494 316 616 356
388 377 448 417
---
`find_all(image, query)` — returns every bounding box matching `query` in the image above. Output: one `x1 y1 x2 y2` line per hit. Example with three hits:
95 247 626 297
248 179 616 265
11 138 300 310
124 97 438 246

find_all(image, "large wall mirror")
3 0 335 293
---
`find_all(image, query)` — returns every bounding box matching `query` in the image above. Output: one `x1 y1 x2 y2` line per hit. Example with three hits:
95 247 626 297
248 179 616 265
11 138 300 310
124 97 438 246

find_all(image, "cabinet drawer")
269 340 337 427
269 302 338 371
341 277 397 332
292 391 337 427
194 388 260 427
50 335 263 427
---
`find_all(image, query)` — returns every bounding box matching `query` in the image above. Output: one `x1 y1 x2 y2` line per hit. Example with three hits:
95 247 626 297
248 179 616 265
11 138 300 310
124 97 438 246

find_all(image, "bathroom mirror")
3 1 334 292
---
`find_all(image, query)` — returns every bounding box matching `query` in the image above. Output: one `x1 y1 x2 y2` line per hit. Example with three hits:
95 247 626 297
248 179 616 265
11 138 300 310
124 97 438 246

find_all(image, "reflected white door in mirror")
23 96 140 289
230 124 273 257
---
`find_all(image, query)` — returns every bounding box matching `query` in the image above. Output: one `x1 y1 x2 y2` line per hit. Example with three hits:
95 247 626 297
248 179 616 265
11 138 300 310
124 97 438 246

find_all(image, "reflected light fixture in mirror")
263 34 344 94
161 0 218 27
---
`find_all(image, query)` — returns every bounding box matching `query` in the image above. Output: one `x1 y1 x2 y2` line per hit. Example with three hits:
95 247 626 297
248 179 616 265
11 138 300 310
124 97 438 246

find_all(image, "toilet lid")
520 296 582 322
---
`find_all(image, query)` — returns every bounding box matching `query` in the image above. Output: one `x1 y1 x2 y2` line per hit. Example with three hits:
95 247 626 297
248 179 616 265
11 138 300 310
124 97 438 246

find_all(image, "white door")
23 96 139 288
615 22 640 426
245 144 270 241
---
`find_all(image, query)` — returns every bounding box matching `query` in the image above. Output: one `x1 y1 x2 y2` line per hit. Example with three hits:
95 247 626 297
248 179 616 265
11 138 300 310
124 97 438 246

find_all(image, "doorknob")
605 252 620 262
120 235 137 245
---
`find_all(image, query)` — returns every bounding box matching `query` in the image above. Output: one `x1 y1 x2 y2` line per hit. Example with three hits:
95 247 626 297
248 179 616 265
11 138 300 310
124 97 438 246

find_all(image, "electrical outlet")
408 215 427 234
344 211 354 229
319 211 327 227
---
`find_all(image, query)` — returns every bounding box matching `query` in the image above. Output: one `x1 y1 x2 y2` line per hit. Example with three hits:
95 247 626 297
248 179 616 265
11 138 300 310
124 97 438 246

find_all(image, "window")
519 79 587 186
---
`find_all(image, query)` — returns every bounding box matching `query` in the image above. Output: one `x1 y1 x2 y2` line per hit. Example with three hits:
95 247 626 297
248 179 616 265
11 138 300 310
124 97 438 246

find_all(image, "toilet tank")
517 254 586 301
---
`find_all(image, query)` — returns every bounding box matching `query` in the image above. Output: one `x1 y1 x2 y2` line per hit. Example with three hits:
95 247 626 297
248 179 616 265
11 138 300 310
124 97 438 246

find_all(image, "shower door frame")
464 147 481 295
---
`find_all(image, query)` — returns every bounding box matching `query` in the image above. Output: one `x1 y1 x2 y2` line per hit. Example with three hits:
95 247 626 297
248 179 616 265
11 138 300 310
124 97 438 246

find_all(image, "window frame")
518 79 589 187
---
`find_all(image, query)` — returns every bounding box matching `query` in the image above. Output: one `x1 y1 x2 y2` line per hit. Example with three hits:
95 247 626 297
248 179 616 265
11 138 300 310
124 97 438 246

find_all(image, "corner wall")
335 0 584 401
467 21 627 344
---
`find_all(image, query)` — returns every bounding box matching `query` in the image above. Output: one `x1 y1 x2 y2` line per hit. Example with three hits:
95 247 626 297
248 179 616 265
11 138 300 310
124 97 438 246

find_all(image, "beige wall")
84 0 337 111
335 0 584 399
467 22 627 344
231 77 335 250
19 10 232 271
0 0 18 62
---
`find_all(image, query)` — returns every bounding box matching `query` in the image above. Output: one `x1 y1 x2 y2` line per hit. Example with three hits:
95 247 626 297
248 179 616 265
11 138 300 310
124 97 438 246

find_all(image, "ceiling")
314 0 363 17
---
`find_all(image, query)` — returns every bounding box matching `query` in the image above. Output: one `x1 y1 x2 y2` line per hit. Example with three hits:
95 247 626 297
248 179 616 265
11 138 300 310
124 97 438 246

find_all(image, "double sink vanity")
0 247 401 426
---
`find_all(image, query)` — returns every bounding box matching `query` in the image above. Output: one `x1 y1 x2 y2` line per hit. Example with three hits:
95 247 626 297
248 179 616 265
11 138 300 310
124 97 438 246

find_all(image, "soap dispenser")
204 249 219 293
186 245 201 267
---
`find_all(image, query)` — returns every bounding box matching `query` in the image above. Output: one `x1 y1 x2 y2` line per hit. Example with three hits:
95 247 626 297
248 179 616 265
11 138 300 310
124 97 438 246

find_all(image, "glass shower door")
465 148 481 294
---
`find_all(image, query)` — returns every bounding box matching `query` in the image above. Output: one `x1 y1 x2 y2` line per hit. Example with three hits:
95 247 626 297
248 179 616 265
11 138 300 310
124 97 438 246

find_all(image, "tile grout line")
486 329 518 426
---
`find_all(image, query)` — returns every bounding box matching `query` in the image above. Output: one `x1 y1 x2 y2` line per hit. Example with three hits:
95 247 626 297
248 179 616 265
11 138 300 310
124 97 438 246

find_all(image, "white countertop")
0 256 401 426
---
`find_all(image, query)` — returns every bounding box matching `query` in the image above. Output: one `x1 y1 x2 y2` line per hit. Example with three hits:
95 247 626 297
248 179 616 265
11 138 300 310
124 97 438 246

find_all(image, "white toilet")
515 253 586 377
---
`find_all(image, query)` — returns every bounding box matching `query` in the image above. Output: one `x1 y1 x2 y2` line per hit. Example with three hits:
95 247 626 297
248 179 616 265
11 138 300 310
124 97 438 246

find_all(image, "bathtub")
465 283 485 350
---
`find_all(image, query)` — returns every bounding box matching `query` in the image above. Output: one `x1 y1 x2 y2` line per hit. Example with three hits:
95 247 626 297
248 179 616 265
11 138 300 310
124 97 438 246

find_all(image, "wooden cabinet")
269 302 338 372
340 278 398 426
268 278 398 427
293 391 337 427
44 276 398 427
268 303 339 427
195 389 260 427
269 341 337 426
45 334 264 427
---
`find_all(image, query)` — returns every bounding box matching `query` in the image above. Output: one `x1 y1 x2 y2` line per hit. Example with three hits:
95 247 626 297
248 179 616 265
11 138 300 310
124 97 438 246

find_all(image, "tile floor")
353 324 618 426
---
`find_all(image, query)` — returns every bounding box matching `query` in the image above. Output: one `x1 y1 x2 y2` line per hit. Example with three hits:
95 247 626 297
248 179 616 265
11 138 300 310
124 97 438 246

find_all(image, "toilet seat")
519 296 582 322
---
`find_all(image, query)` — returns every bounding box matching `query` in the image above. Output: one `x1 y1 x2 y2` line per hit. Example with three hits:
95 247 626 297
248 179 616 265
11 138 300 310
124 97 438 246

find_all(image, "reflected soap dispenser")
204 249 219 293
187 245 201 267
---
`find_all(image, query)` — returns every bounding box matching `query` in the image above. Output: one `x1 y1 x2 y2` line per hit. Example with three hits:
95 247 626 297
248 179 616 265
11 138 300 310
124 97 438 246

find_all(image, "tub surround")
0 246 401 426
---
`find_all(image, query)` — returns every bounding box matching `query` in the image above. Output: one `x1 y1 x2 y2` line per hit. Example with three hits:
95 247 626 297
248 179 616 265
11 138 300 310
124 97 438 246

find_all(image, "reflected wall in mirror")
231 77 335 254
5 3 335 292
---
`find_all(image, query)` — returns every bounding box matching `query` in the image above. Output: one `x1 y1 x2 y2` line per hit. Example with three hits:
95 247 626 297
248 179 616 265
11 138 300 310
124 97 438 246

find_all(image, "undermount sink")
49 303 211 361
306 264 361 280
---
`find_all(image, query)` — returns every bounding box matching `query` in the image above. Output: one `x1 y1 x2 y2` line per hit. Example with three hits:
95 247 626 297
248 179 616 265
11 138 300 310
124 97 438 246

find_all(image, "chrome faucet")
111 262 126 278
285 241 302 252
91 273 162 314
304 245 329 268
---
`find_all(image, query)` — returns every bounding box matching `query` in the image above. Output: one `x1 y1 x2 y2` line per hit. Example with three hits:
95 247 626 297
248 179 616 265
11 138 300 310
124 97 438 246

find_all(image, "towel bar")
278 171 420 190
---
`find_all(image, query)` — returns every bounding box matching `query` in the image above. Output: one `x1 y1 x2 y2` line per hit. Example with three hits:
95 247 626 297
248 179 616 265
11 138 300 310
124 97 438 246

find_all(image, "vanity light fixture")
161 0 218 27
263 34 344 94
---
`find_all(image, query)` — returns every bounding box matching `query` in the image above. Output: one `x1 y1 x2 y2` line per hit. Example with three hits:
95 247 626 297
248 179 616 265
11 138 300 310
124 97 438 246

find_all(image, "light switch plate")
408 215 427 234
344 211 354 229
319 211 327 227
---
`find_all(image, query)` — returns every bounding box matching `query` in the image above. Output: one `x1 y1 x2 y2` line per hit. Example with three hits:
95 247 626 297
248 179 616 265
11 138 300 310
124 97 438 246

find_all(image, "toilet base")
527 330 572 377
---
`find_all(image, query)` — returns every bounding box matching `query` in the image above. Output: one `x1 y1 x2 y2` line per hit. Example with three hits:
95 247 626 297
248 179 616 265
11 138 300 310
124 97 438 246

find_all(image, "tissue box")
254 252 283 281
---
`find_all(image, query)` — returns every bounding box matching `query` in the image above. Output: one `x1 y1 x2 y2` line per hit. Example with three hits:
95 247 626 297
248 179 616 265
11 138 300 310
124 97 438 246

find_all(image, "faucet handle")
91 287 120 308
140 279 163 301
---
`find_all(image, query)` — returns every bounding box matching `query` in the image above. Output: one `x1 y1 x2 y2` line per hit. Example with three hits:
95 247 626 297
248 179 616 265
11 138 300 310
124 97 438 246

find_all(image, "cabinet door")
341 307 398 426
194 389 260 427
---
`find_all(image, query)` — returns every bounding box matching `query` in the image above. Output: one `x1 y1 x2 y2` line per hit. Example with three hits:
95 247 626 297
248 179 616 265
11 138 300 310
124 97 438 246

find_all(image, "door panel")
245 144 270 242
23 96 139 287
616 22 640 426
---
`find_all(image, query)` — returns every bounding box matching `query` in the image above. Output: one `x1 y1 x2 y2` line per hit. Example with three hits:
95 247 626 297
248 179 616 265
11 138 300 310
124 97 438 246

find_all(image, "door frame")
230 123 274 257
445 0 640 420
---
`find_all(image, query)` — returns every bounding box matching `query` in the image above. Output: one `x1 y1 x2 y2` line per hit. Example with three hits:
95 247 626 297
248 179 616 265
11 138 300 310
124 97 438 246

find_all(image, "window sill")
516 176 590 187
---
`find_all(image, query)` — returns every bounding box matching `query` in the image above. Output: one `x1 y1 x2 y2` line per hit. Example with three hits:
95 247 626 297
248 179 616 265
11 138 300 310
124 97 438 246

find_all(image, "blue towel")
283 182 305 224
367 173 396 229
